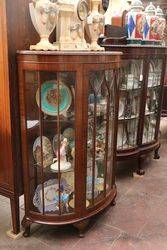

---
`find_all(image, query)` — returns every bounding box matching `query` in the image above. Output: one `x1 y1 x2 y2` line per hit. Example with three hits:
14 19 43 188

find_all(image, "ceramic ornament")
125 0 146 44
55 0 90 51
29 0 59 51
86 0 104 51
143 2 158 44
156 6 166 45
51 138 72 171
104 0 113 25
104 0 131 26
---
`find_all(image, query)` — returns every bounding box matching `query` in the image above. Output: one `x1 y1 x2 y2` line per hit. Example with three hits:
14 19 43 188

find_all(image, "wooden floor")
0 121 167 249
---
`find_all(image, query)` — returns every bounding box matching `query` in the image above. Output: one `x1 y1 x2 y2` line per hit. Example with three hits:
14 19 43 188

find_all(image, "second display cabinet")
103 45 167 174
17 51 122 237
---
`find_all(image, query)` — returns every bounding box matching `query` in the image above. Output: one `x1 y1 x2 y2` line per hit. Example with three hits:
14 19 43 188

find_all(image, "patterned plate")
33 179 71 213
36 80 72 116
33 136 53 168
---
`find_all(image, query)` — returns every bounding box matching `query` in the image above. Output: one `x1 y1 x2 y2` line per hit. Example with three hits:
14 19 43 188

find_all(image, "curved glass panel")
25 70 76 215
142 59 162 144
117 60 143 150
87 69 116 208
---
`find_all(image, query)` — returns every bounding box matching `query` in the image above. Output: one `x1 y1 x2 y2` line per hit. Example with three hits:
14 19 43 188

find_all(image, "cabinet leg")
73 219 90 238
136 156 145 176
23 226 30 238
22 216 31 237
154 145 160 160
111 198 116 206
10 196 20 235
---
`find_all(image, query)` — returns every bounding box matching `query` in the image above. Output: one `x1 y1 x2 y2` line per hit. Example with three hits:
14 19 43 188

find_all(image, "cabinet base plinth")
73 219 90 238
6 230 22 240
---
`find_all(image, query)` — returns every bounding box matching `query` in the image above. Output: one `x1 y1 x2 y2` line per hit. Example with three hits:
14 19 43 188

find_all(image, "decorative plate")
33 136 53 168
117 124 127 149
86 176 100 200
69 199 90 209
33 179 71 213
127 120 138 146
36 81 72 116
63 128 75 141
119 98 125 118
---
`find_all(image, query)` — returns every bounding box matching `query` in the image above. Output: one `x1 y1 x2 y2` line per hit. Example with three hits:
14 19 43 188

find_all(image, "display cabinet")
17 51 122 237
99 45 167 174
0 0 44 235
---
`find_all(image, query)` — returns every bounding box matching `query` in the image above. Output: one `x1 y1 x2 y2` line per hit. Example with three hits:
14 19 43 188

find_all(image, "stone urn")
86 0 104 51
29 0 59 50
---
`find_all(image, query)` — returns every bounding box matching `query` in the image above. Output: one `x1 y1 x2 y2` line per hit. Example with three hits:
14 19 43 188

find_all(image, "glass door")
142 59 163 144
117 60 143 150
86 68 116 208
24 70 76 215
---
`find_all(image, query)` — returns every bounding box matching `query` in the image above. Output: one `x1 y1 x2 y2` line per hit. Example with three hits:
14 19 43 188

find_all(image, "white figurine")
86 0 104 51
29 0 59 50
51 138 72 171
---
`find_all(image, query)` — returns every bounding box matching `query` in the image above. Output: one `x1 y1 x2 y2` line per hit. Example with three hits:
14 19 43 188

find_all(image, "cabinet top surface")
103 45 167 55
17 50 122 56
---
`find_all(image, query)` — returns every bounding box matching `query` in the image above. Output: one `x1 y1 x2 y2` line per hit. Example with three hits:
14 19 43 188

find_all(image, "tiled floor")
0 141 167 249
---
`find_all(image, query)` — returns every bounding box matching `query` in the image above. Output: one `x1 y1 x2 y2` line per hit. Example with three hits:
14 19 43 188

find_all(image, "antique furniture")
0 0 48 235
100 44 167 174
17 51 122 237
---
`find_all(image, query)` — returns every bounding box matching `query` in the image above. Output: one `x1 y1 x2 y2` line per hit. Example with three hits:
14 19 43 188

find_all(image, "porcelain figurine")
86 0 104 51
29 0 59 50
143 2 158 44
51 138 72 171
55 0 90 50
156 6 166 45
104 0 112 25
125 0 146 44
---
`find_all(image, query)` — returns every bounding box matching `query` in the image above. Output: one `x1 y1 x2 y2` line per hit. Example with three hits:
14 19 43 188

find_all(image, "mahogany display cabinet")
0 0 47 235
17 51 122 237
100 45 167 174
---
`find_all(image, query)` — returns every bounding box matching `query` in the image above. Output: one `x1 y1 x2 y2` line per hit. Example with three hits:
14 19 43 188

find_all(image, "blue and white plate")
36 81 72 116
33 179 71 213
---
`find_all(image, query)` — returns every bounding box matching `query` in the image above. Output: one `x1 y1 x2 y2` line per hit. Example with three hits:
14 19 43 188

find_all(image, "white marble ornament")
55 0 90 51
86 0 104 51
29 0 59 51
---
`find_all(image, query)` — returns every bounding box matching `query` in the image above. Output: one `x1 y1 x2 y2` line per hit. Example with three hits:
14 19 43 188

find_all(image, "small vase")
104 0 113 25
87 0 104 51
156 5 166 45
29 0 59 51
125 0 146 45
143 2 158 45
